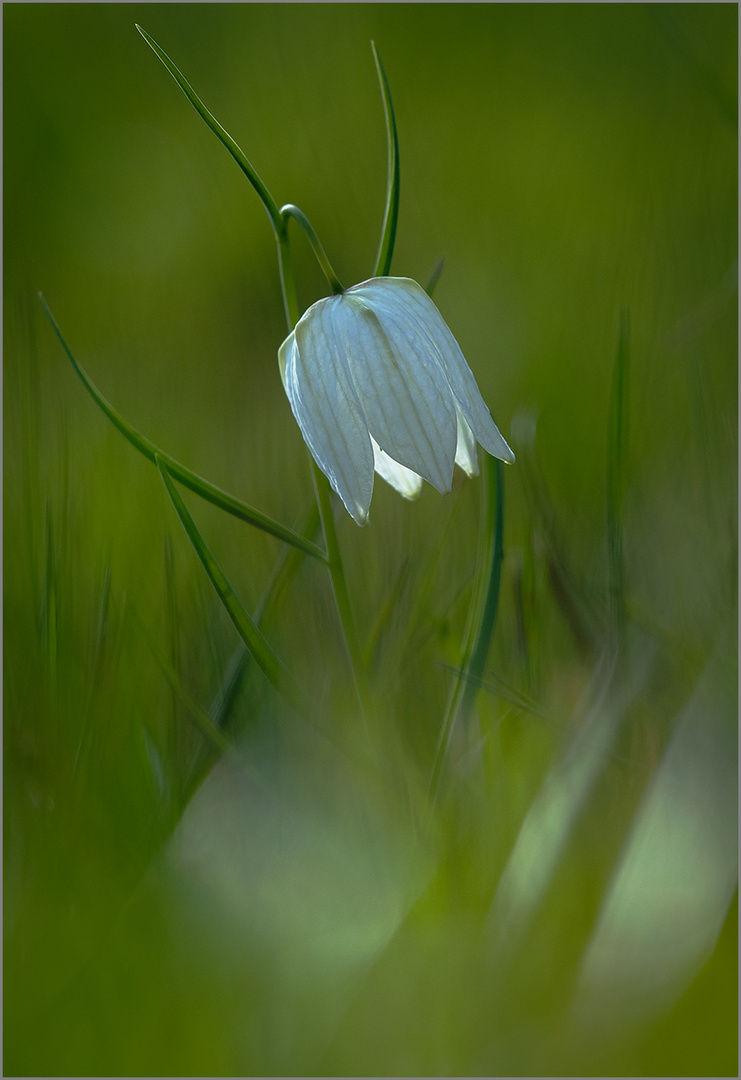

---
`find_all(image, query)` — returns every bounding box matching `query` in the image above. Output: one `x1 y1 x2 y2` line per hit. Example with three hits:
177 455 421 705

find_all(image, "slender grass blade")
39 294 327 561
135 24 282 232
431 453 505 798
607 310 630 666
371 42 400 278
156 455 310 718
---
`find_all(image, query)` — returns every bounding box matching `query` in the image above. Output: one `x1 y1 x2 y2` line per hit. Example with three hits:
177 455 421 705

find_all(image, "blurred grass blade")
208 500 320 736
486 651 621 957
135 24 282 232
371 42 400 277
607 310 629 666
39 294 327 561
156 455 310 718
431 453 505 799
43 499 58 702
512 411 600 659
573 633 737 1025
74 565 112 775
649 5 737 128
362 557 412 672
460 455 506 720
134 608 235 759
424 257 446 298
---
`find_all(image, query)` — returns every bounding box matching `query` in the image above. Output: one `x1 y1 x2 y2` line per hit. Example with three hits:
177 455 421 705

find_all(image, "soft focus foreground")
4 5 737 1077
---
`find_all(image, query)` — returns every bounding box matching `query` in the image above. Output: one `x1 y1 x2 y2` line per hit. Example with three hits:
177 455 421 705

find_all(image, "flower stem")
277 226 300 329
281 204 345 295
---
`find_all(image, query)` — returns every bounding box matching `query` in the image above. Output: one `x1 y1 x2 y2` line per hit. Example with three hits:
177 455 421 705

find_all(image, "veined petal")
454 407 479 477
336 287 457 493
280 319 374 525
372 437 424 500
278 276 514 527
367 277 515 465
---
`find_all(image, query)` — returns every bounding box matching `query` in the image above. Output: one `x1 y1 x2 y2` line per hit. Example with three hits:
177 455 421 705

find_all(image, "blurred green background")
4 4 737 1076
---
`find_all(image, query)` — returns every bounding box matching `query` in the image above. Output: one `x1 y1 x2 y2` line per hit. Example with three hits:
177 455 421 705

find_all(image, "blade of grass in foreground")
133 608 236 760
486 651 621 960
607 309 630 669
430 453 505 801
157 456 311 719
513 411 600 659
424 257 446 299
208 500 321 735
39 294 327 562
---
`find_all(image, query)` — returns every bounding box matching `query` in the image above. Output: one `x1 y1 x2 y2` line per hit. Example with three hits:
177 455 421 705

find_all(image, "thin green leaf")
431 453 505 800
371 42 400 278
39 294 327 562
208 500 321 735
135 24 282 233
362 557 412 672
424 257 446 298
487 653 622 960
156 455 310 717
134 608 236 759
514 414 600 659
607 309 629 667
43 499 58 700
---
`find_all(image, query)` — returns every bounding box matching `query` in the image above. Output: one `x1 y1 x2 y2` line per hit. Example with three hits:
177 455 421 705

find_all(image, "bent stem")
281 204 345 295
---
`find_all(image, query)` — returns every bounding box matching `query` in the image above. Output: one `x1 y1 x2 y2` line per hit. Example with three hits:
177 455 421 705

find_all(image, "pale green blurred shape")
574 634 737 1025
487 654 621 954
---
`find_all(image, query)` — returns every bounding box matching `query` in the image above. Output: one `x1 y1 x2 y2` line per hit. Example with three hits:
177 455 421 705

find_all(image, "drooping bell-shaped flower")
278 276 514 525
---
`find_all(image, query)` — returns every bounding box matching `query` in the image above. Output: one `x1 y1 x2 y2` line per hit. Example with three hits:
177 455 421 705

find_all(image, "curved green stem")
281 204 345 294
276 225 300 330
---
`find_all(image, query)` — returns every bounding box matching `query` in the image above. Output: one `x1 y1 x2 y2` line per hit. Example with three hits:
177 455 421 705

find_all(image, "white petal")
454 407 479 477
372 437 424 500
367 278 515 465
281 312 374 525
336 287 457 493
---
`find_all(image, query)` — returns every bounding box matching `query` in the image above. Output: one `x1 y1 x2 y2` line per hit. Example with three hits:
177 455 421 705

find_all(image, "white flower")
278 276 514 525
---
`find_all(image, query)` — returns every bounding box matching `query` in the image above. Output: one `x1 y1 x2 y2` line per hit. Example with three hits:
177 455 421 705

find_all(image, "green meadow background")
4 4 737 1076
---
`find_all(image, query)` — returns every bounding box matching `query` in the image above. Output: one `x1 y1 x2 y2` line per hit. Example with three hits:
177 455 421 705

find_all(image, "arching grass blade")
39 294 327 561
